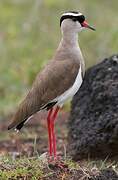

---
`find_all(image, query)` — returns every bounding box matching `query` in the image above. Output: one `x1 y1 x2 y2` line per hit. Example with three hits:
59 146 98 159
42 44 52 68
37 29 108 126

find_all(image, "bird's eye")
78 15 85 23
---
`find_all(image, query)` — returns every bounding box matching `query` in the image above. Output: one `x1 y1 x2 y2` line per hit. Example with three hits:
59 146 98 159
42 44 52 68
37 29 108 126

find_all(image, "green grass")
0 156 44 179
0 0 118 116
0 155 118 180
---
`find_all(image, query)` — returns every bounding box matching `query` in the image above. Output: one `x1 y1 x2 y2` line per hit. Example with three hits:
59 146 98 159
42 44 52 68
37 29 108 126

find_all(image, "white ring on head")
62 12 82 17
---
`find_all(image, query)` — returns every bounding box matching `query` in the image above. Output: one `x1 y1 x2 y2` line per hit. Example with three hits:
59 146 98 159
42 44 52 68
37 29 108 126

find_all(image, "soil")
0 110 69 158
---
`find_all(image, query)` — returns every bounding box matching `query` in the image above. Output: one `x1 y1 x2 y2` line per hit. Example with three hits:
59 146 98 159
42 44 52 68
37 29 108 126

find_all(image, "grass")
0 0 118 116
0 156 44 179
0 155 118 180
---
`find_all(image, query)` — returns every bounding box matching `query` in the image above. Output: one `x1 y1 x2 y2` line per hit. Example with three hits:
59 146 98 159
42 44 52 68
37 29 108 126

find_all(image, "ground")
0 111 118 179
0 111 68 158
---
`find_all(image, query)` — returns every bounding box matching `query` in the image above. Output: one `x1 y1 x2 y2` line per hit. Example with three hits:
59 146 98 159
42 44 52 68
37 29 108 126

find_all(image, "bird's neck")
54 31 84 62
60 31 79 49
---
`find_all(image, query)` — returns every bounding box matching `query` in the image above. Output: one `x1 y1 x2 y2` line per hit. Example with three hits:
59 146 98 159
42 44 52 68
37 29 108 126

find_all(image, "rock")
91 168 118 180
68 55 118 160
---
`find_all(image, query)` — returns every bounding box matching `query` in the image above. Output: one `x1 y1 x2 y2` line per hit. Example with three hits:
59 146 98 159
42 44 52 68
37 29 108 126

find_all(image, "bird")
8 11 95 162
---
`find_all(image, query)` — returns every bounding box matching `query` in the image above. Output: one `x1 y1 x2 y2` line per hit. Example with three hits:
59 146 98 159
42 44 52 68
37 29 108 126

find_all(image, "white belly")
52 65 83 106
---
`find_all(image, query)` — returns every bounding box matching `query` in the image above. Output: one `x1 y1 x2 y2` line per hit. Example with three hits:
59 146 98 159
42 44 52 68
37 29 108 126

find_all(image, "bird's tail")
8 118 27 131
8 106 30 131
8 97 40 131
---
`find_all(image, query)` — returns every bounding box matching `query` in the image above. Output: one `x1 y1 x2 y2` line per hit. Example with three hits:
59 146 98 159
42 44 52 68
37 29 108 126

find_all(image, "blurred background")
0 0 117 117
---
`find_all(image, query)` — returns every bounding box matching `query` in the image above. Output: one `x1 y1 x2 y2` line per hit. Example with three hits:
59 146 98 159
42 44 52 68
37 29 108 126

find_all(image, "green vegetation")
0 156 117 179
0 0 118 116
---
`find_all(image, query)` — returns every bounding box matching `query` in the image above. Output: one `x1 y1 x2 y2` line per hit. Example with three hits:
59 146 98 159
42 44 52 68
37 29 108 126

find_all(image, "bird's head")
60 11 95 34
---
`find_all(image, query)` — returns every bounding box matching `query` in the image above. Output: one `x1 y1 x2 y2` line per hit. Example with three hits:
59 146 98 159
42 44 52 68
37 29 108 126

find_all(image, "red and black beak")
81 21 95 31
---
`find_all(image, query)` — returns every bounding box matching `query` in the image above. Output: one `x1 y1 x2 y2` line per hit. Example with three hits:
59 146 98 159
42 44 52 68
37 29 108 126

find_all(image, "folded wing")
8 59 79 130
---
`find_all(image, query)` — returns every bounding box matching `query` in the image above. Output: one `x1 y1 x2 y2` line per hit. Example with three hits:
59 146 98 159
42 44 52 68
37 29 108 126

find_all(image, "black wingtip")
15 120 26 131
8 125 12 130
8 119 26 131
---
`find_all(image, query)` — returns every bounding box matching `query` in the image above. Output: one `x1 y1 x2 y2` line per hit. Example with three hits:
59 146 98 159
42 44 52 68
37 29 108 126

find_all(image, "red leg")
47 108 53 157
51 106 60 159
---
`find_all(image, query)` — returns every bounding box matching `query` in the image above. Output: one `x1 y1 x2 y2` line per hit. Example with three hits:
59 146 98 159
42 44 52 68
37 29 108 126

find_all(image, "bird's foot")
47 153 62 162
54 155 62 161
48 156 68 170
48 155 53 163
49 160 68 170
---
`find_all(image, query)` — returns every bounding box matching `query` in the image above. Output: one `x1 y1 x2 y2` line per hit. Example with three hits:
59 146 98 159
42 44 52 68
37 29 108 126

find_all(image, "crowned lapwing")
8 11 95 161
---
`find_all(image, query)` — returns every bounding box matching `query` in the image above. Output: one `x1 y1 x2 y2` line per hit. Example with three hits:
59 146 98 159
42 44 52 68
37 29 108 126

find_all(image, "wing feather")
8 59 79 130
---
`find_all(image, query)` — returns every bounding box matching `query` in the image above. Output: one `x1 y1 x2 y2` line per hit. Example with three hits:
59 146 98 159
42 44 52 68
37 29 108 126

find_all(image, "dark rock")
68 55 118 160
91 168 118 180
